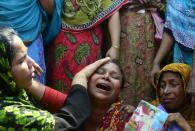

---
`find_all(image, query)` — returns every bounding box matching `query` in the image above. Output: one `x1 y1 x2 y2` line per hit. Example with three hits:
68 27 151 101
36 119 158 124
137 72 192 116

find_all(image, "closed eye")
111 73 121 80
95 68 105 75
17 54 27 64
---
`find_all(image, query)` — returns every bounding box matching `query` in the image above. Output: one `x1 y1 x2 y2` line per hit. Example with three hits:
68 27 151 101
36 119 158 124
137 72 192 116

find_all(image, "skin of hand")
119 105 135 120
106 46 120 60
28 56 43 77
164 113 192 131
106 11 120 59
25 80 45 101
72 57 111 87
150 64 161 88
150 32 174 88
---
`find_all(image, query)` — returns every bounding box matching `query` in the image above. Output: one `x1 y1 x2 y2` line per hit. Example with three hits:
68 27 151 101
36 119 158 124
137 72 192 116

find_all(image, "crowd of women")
0 0 195 130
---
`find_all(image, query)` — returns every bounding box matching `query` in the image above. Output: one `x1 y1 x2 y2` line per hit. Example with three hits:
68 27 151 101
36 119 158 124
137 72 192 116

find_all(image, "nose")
27 56 35 71
163 85 171 94
103 72 109 80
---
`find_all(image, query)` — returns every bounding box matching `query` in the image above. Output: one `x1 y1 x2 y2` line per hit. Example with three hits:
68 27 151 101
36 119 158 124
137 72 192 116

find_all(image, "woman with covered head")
152 63 195 130
0 26 113 130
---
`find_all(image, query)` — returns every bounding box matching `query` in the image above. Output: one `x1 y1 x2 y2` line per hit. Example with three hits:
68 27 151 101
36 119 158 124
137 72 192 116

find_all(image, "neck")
167 100 190 113
84 102 110 131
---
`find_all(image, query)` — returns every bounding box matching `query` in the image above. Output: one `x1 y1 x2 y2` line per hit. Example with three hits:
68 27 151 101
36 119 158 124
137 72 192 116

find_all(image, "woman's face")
88 62 122 104
158 72 185 112
11 36 35 89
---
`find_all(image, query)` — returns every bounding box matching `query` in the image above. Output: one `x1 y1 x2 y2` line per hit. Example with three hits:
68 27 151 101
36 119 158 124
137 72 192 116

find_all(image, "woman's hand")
150 63 160 88
28 56 43 77
164 113 192 131
106 46 119 60
120 105 135 120
72 57 111 87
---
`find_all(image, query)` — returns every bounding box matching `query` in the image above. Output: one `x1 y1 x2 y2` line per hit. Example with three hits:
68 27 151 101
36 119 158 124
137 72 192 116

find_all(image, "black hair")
0 26 18 64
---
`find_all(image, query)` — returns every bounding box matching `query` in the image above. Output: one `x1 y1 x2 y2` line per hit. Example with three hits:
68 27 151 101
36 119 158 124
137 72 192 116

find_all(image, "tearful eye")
95 69 105 74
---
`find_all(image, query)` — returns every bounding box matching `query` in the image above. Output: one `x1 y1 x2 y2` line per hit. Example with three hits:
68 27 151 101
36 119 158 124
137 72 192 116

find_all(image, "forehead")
13 35 27 52
99 62 121 72
160 72 181 81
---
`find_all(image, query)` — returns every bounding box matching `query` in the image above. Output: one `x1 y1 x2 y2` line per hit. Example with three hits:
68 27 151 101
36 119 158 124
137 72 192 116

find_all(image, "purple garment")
157 104 181 131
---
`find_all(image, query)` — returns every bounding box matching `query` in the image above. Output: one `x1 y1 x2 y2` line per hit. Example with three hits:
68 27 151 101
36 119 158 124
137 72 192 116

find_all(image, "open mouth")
96 83 111 91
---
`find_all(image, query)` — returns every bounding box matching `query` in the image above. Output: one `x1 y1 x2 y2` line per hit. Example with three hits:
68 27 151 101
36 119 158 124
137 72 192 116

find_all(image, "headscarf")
0 27 55 130
154 63 195 130
157 63 191 90
0 0 42 42
164 0 195 49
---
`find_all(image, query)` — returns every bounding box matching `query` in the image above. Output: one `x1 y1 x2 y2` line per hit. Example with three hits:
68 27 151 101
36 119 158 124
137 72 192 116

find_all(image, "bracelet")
112 44 120 49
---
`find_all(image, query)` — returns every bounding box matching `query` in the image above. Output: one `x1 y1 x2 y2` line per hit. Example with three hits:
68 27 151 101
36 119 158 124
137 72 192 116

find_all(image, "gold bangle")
112 44 120 49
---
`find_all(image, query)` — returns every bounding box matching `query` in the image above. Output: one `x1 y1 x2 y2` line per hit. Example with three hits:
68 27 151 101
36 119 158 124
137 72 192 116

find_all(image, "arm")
54 84 90 130
150 31 174 87
25 80 67 113
38 0 55 15
25 80 45 101
106 11 120 59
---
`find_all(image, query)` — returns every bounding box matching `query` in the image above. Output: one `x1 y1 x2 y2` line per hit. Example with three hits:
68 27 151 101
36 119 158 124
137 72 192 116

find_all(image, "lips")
96 83 111 91
162 98 175 103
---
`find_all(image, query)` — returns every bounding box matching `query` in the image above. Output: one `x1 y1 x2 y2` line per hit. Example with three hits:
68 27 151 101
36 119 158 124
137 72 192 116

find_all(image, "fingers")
150 64 160 88
28 55 43 76
33 62 43 76
72 57 111 87
83 57 111 77
164 113 178 130
165 113 189 130
106 47 119 60
150 73 156 88
150 72 158 88
120 105 135 120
